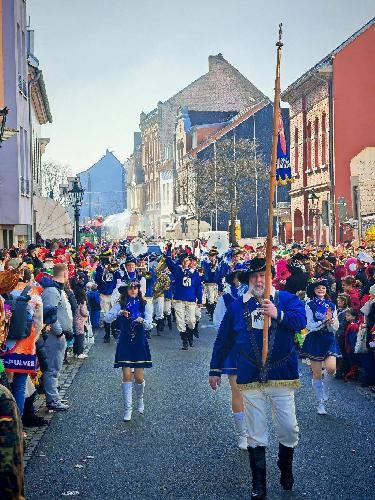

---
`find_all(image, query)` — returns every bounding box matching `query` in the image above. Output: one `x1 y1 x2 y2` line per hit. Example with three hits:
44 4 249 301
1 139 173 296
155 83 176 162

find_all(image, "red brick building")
282 17 375 244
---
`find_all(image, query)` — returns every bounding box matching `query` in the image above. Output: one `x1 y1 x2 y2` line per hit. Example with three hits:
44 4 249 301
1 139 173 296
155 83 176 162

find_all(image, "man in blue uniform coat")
209 258 307 499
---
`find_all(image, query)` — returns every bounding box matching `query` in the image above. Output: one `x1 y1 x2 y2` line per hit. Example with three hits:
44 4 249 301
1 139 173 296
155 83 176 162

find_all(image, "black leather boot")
156 319 163 336
22 392 48 427
103 322 111 343
180 332 188 350
193 321 200 338
166 314 172 330
277 443 294 491
186 327 194 347
207 303 214 321
248 446 267 499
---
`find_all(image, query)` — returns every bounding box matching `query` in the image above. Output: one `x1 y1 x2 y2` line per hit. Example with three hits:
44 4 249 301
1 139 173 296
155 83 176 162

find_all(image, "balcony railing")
20 177 31 196
20 176 25 195
18 74 28 97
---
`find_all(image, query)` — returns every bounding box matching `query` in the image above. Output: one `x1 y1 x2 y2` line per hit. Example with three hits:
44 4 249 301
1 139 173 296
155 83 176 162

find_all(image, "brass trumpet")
109 262 119 272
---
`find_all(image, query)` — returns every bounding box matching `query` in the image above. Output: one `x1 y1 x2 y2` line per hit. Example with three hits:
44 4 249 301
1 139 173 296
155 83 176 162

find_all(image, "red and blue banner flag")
276 109 293 185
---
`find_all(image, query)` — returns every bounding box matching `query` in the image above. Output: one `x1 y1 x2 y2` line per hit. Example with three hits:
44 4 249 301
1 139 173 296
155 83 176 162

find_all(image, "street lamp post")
62 177 84 250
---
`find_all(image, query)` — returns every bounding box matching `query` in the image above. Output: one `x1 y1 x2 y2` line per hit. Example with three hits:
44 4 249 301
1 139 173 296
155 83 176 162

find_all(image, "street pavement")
25 312 374 500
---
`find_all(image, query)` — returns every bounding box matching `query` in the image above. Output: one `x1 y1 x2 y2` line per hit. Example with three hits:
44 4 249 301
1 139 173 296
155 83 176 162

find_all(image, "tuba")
153 255 171 299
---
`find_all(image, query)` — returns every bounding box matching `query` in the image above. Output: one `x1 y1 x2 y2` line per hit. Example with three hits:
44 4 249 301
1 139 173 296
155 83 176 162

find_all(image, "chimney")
208 53 225 71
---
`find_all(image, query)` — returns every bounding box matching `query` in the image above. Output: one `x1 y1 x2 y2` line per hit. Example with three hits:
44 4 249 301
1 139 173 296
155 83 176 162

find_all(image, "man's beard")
249 284 265 299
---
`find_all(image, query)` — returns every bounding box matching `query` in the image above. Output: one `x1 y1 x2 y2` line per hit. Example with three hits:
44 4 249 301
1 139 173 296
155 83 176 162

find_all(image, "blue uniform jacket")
164 273 174 300
166 254 202 304
209 290 307 389
145 269 156 298
94 265 121 295
216 261 247 292
202 260 219 284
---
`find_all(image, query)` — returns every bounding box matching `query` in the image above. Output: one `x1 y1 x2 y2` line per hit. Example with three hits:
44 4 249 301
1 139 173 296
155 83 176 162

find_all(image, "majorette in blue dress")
105 297 153 368
300 297 341 361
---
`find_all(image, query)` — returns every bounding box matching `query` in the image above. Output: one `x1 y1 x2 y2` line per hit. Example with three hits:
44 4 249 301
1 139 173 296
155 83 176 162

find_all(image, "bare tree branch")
41 160 72 202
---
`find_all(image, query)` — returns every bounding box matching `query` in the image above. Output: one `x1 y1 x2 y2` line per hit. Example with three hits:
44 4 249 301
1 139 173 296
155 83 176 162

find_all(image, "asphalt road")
25 312 374 500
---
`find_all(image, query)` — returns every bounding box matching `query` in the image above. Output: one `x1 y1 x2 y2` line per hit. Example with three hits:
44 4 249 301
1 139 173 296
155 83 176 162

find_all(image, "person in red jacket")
342 277 361 313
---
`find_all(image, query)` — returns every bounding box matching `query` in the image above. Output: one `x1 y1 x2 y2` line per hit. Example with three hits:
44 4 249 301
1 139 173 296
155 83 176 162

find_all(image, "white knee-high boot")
232 412 249 450
134 381 145 414
122 382 133 421
322 369 334 402
312 379 326 415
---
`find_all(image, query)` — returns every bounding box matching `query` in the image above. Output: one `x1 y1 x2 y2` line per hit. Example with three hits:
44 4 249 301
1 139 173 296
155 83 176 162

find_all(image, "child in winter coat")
343 308 360 380
342 277 361 313
73 288 89 359
86 283 101 329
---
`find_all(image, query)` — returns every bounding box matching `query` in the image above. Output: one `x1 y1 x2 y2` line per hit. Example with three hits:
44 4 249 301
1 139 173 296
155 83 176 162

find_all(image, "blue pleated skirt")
114 324 152 369
300 329 341 361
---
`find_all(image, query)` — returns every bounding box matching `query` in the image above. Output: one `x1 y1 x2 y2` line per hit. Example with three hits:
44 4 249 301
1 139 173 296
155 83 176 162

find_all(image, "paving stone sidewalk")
24 344 94 467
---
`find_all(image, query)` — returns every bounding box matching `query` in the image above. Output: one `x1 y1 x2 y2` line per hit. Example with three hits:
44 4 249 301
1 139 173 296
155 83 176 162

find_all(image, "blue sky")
27 0 374 173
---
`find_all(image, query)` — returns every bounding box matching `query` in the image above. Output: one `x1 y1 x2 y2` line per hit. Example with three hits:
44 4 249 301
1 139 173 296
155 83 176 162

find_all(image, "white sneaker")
238 435 248 450
317 401 327 415
75 354 88 359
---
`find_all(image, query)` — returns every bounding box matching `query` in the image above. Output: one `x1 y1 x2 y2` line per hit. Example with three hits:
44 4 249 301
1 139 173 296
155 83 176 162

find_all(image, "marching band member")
94 254 121 343
165 245 202 350
153 256 171 336
300 280 340 415
190 256 204 338
163 269 174 330
202 248 220 321
122 256 146 296
213 270 249 450
105 281 153 422
216 247 247 294
140 259 156 339
209 258 307 498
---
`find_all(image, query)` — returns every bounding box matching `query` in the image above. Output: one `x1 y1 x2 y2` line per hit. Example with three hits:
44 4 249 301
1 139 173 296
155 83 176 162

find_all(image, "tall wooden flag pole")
262 24 284 365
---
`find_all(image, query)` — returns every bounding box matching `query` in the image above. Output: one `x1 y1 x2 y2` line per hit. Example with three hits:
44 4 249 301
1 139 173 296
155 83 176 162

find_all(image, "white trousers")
153 296 164 320
164 299 172 316
100 294 112 314
205 283 218 304
174 301 196 332
195 304 202 321
242 387 299 448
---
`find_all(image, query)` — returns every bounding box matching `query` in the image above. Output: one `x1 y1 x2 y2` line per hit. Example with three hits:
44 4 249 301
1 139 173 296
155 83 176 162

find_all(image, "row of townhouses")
127 17 375 244
0 0 58 248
